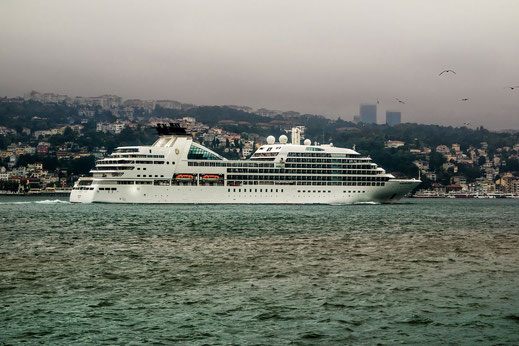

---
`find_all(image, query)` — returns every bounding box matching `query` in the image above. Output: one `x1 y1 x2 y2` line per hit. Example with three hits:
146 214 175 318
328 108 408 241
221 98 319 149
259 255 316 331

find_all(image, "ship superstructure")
70 123 420 204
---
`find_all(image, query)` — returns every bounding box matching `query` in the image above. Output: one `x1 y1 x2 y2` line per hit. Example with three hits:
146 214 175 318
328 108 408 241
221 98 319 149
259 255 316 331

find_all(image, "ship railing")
91 167 135 172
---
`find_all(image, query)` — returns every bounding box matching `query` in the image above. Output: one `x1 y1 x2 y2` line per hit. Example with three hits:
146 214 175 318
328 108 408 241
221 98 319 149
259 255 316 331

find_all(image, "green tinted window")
188 145 222 160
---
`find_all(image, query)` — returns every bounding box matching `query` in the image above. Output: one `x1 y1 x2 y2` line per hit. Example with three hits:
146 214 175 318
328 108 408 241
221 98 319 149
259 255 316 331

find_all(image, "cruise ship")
70 123 421 204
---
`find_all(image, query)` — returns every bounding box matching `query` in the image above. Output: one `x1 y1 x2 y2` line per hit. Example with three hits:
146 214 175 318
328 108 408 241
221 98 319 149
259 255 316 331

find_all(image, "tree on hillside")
458 163 482 182
68 156 96 175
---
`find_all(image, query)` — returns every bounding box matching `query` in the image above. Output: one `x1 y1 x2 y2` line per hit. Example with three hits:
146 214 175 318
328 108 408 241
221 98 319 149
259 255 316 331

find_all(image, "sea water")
1 198 518 344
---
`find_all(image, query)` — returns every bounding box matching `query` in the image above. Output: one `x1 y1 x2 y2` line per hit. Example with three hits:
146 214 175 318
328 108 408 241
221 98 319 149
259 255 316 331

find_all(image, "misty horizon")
1 0 518 129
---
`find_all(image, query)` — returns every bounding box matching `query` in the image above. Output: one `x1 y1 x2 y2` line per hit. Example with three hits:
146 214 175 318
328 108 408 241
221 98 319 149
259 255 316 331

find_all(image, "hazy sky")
1 0 519 129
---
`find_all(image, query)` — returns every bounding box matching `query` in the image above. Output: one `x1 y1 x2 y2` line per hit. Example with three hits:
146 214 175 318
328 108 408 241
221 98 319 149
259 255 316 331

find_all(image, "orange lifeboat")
175 174 194 182
201 174 220 182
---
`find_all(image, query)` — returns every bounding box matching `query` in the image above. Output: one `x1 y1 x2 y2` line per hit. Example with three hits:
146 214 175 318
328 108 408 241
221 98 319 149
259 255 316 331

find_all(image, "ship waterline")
70 124 420 204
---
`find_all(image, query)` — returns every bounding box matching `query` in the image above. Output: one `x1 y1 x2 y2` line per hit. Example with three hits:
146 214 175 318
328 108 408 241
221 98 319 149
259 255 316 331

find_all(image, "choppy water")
1 197 518 344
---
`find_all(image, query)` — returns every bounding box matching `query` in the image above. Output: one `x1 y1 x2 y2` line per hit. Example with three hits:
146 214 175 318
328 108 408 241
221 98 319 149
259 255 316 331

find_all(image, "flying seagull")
463 122 471 126
395 98 405 104
439 69 456 76
376 99 379 104
460 98 469 101
504 86 519 90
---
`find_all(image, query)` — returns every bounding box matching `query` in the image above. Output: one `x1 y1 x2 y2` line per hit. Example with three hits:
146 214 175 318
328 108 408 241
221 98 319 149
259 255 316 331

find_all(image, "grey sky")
1 0 518 129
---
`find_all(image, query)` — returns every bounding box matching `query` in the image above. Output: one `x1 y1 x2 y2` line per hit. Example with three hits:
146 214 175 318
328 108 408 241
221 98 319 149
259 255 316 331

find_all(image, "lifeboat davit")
175 174 194 182
201 174 220 182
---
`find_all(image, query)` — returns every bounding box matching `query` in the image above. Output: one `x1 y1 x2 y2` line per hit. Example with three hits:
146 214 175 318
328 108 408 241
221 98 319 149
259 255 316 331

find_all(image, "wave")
328 201 380 206
0 199 70 205
35 199 70 204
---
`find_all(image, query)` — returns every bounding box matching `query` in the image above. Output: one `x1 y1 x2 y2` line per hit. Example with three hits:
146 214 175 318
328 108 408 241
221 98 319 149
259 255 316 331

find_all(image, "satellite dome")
279 135 288 144
304 139 311 146
266 135 275 145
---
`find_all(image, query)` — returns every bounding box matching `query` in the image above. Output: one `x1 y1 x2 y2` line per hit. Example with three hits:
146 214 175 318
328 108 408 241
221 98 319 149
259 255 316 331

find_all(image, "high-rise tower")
386 111 402 126
360 104 377 124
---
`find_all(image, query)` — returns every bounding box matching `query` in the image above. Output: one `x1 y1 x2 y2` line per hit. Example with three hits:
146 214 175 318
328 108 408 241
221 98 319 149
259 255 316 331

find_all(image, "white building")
99 95 122 109
241 147 254 158
96 122 126 134
436 145 450 154
385 140 405 149
452 143 461 153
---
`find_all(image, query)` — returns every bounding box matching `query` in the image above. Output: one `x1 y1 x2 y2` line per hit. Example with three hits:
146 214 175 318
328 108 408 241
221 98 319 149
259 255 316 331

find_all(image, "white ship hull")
70 179 419 204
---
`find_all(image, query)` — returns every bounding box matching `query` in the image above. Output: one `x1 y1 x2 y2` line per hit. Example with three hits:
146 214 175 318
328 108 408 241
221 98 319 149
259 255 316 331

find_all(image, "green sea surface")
1 198 518 344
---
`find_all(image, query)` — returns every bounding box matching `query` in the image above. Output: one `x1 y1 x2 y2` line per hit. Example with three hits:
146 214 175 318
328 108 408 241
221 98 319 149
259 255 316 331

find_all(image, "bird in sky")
376 99 379 104
460 98 469 101
395 98 405 104
439 69 456 76
504 86 519 90
463 122 471 126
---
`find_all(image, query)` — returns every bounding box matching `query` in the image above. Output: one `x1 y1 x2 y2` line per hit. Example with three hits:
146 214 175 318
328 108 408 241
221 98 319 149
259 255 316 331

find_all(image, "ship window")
187 144 223 160
137 175 140 177
143 168 146 170
276 189 278 192
239 189 241 192
233 189 236 192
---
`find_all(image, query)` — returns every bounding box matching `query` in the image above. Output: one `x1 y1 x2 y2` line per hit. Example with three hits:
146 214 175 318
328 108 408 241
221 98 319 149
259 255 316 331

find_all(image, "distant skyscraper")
386 111 402 126
360 104 377 124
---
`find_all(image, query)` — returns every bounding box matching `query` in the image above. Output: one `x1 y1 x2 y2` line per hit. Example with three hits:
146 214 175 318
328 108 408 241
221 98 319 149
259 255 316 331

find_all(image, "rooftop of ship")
250 142 360 157
94 123 386 175
113 123 363 159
